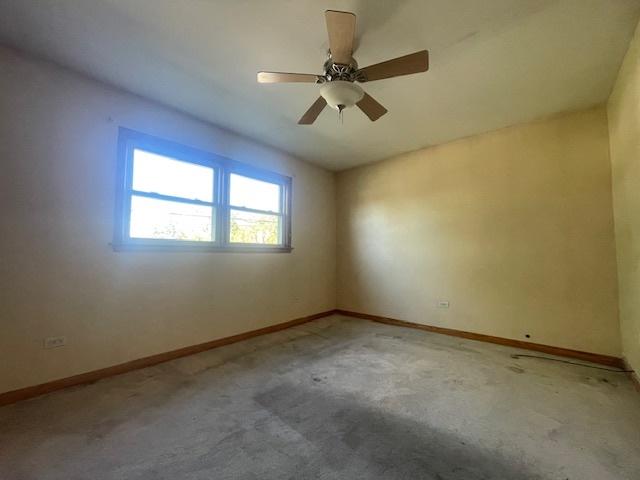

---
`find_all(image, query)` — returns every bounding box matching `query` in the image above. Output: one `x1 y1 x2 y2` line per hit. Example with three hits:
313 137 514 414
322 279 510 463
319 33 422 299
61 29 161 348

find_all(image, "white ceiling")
1 1 639 170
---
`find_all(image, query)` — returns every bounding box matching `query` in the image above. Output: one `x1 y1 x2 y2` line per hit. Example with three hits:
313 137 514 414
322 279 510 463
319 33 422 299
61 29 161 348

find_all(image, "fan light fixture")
319 80 364 112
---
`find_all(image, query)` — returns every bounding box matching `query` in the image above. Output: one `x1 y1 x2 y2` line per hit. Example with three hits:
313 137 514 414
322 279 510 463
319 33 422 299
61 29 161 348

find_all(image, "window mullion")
281 181 290 247
217 166 225 246
211 167 217 243
220 167 231 247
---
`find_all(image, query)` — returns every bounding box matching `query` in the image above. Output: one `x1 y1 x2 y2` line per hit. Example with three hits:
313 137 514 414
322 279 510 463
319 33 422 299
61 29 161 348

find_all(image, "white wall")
337 108 621 356
608 19 640 373
0 46 336 394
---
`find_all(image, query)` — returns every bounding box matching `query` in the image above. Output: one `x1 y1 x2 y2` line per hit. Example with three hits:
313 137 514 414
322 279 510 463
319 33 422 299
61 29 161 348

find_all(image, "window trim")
113 128 292 253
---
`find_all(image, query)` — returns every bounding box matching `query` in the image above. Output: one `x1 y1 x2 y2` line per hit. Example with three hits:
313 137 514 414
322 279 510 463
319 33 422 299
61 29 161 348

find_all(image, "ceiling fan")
257 10 430 124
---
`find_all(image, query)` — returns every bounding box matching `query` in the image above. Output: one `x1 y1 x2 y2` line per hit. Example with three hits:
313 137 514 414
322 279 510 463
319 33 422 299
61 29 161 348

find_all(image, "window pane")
229 173 281 212
229 209 281 245
130 195 214 241
132 149 214 202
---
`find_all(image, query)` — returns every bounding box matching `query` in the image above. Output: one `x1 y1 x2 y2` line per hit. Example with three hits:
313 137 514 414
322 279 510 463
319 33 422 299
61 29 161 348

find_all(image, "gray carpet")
1 315 639 479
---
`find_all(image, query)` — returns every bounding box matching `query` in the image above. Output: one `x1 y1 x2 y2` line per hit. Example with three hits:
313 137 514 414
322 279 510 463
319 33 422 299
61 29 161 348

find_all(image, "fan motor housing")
323 56 359 82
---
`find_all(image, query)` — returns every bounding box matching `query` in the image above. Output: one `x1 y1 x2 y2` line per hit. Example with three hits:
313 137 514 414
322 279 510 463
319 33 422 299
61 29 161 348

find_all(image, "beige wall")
608 21 640 372
0 46 336 394
2 37 634 395
337 107 621 356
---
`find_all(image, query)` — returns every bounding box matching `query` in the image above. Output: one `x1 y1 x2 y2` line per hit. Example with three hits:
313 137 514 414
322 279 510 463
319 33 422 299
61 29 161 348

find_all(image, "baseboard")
336 309 625 369
0 310 336 407
623 358 640 393
3 309 630 407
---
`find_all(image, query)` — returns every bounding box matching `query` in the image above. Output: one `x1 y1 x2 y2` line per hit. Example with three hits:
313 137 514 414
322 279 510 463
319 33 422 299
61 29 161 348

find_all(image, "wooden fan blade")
298 97 327 124
357 50 429 82
356 93 387 121
325 10 356 65
257 72 321 83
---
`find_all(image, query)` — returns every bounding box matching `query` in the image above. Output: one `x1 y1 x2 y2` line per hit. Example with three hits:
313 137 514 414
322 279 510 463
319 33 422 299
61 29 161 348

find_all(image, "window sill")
110 243 293 253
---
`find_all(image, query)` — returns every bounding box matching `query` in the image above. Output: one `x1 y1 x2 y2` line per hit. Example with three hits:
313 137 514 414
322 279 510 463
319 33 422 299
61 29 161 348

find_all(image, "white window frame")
113 128 292 252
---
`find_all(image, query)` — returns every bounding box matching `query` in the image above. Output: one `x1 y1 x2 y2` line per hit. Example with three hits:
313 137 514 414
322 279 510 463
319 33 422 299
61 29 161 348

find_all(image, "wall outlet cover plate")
44 336 66 349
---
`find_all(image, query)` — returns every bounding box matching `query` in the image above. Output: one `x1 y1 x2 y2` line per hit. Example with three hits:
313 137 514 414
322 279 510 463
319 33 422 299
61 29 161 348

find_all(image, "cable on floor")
510 354 635 373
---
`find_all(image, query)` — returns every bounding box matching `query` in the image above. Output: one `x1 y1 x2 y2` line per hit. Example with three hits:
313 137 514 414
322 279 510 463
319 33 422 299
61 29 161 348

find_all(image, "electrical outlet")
438 301 450 309
44 336 66 349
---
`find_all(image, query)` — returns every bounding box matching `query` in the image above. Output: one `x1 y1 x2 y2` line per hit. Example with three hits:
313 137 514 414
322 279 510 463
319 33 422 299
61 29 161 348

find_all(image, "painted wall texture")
608 20 640 373
337 107 621 356
0 46 336 394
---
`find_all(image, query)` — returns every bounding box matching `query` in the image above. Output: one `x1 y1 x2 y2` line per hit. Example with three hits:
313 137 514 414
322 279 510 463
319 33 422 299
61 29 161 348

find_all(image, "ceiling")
0 1 639 171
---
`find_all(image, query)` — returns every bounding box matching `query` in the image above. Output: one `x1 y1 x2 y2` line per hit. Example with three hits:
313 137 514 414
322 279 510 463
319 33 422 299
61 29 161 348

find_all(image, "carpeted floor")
1 315 639 479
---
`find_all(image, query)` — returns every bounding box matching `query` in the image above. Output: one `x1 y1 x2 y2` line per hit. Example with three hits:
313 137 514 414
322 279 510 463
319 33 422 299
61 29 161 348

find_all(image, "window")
114 128 292 252
229 174 282 245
